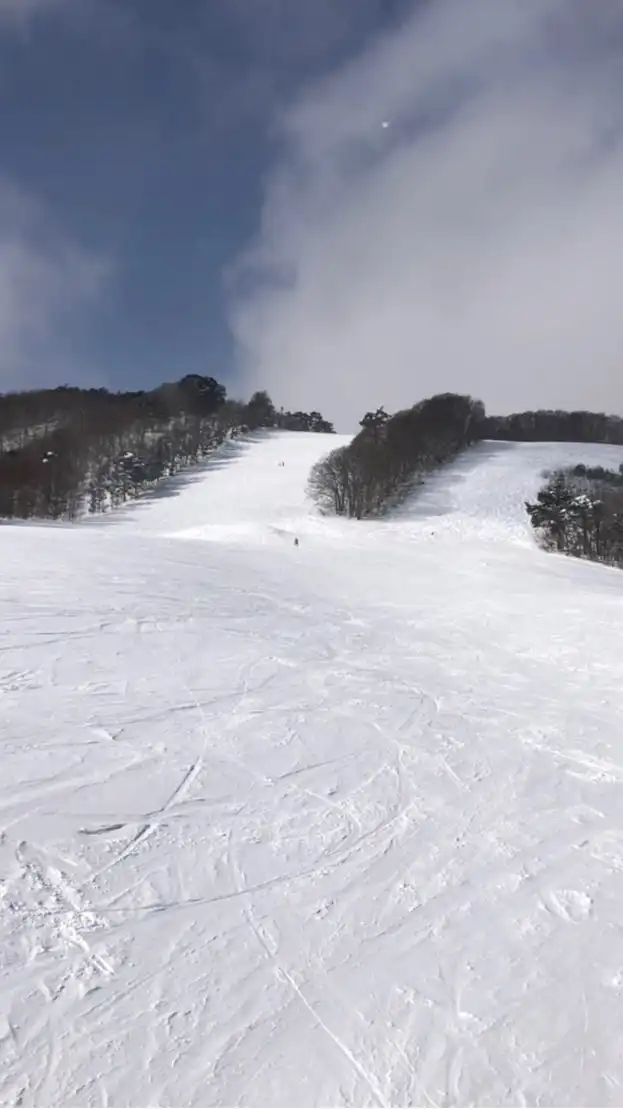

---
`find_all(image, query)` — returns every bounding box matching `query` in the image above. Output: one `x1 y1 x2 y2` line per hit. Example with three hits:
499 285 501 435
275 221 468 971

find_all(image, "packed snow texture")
2 432 623 1107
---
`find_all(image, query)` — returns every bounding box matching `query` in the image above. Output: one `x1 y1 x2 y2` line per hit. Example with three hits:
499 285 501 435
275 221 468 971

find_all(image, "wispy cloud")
229 0 623 431
0 178 109 392
212 0 398 67
0 0 134 42
0 0 69 27
191 0 405 134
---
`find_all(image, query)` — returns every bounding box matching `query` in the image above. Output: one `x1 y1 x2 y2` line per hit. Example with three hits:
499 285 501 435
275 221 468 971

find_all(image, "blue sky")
0 0 410 399
2 0 623 430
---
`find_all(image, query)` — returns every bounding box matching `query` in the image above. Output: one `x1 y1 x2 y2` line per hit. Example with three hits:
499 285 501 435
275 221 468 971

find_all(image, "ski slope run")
121 430 353 545
2 432 623 1107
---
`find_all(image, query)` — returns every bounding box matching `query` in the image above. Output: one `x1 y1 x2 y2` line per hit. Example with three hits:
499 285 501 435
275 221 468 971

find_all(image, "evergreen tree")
525 472 577 549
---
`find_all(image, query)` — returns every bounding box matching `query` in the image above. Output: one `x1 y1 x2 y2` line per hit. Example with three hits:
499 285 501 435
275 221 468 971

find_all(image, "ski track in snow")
2 433 623 1105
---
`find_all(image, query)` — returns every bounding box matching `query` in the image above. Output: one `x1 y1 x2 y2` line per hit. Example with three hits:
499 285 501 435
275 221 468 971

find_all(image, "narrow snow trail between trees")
2 434 623 1107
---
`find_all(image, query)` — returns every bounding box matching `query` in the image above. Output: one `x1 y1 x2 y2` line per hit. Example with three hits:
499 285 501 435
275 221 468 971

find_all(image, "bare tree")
307 447 350 515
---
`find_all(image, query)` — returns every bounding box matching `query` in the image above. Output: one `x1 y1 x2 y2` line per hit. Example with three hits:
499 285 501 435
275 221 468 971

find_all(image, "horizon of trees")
480 408 623 444
0 376 334 522
4 368 623 527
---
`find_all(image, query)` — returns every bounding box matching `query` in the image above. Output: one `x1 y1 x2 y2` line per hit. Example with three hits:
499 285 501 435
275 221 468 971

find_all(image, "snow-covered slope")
2 434 623 1108
118 430 351 545
386 437 623 545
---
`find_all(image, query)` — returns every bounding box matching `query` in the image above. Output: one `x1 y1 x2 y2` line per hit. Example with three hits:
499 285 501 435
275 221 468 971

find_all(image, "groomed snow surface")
3 432 623 1108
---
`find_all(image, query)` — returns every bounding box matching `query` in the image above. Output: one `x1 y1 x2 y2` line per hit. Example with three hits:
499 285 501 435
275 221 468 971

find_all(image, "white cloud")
229 0 623 431
0 178 109 391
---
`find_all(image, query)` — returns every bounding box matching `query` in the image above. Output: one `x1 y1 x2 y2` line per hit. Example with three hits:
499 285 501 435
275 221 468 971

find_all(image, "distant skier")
294 536 299 547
